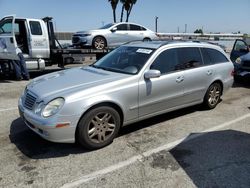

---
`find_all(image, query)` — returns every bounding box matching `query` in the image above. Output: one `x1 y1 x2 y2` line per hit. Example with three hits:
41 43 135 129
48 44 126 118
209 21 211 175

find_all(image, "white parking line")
61 113 250 188
0 107 18 112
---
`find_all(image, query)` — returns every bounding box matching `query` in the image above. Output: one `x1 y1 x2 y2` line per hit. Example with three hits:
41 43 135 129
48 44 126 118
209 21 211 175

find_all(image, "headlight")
235 57 242 64
80 34 91 37
42 98 65 118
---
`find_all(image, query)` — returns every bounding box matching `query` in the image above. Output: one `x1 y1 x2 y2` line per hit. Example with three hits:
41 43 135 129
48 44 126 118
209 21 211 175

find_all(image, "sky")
0 0 249 34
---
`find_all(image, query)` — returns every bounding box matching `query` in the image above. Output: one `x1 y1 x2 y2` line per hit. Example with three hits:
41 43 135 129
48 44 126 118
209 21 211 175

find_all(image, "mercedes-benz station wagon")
18 41 234 149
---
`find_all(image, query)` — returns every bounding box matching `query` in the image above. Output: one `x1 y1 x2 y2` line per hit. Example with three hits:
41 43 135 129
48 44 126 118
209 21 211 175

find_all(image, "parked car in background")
72 22 158 49
230 39 250 79
18 41 234 149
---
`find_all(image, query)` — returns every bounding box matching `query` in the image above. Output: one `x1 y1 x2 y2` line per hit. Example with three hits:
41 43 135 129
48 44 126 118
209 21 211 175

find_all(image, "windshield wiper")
90 64 130 74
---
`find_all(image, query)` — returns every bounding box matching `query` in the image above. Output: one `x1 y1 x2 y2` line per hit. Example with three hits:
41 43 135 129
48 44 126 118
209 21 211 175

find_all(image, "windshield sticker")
136 48 152 54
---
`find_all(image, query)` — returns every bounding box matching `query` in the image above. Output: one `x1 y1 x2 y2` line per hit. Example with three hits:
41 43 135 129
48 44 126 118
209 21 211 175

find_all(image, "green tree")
194 29 203 34
108 0 119 23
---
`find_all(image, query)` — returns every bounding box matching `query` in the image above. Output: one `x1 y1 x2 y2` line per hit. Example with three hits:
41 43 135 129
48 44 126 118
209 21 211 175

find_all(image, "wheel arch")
210 80 224 95
75 101 124 139
92 35 107 47
143 37 151 41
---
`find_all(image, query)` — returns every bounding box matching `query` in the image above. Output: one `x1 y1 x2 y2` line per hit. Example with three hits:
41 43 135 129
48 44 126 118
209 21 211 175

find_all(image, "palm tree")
108 0 119 23
120 0 126 22
120 0 137 22
125 0 137 22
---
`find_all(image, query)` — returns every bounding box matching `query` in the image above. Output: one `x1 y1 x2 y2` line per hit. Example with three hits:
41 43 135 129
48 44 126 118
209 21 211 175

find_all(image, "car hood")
75 29 105 34
27 66 129 100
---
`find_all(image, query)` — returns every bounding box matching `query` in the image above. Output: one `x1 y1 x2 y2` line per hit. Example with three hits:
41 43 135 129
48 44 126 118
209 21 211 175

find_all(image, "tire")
77 106 121 149
92 36 106 50
143 38 151 42
203 82 222 109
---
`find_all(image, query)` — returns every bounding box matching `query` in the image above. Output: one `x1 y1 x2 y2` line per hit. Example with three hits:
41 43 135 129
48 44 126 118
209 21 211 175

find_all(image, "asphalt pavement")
0 68 250 188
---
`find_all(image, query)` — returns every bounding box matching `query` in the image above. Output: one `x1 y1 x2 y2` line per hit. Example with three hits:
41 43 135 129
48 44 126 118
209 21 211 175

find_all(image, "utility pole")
185 24 187 33
155 16 159 33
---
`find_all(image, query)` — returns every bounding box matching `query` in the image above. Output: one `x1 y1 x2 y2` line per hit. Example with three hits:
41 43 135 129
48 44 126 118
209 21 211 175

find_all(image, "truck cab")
0 15 50 70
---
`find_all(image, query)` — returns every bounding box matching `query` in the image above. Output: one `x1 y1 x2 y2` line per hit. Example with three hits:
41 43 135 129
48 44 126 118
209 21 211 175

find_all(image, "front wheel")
77 106 121 149
203 83 222 109
92 36 107 50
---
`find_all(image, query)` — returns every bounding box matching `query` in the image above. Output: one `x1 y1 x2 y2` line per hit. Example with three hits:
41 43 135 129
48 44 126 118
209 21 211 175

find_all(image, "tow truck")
0 15 111 76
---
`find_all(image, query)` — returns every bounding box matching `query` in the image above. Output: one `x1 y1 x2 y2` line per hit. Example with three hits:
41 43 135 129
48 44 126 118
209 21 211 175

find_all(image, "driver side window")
150 48 178 74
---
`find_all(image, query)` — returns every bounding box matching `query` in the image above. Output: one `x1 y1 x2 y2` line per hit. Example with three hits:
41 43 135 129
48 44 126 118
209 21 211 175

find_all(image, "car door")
27 19 49 58
127 24 144 41
178 47 212 104
0 16 19 60
230 39 249 62
108 23 130 46
139 48 185 117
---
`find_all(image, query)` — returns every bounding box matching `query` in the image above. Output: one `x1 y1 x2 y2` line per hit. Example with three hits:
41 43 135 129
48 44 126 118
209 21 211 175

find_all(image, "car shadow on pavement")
119 104 208 136
169 130 250 188
9 118 88 159
10 105 201 159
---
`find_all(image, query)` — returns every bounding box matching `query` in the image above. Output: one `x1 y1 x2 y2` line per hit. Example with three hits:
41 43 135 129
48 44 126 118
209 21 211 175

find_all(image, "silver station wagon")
18 41 234 149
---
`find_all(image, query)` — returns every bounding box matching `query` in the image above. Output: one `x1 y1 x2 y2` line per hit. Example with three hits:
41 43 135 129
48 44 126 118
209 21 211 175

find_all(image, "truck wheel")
77 106 121 149
203 82 222 109
92 36 106 50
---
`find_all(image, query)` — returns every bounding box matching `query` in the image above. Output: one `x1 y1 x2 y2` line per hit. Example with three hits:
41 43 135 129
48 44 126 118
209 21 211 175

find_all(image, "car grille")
72 36 80 44
24 91 37 110
242 60 250 68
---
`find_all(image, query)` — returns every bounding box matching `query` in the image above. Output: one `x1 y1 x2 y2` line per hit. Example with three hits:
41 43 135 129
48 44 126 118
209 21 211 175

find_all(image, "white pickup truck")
0 15 111 74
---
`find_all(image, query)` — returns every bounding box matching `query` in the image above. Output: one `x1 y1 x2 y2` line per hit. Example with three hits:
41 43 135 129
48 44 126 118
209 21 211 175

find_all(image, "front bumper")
72 36 93 46
18 98 80 143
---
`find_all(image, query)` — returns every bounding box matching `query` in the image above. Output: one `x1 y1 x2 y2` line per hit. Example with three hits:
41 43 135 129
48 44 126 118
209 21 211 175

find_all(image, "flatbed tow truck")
0 15 112 76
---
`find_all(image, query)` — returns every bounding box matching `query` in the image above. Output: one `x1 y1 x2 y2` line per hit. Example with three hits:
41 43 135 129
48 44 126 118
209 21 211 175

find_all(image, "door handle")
207 70 213 76
176 76 184 83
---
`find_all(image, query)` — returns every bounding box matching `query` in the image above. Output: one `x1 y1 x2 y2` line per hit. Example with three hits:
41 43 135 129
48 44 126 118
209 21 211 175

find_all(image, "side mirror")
111 27 117 32
144 69 161 79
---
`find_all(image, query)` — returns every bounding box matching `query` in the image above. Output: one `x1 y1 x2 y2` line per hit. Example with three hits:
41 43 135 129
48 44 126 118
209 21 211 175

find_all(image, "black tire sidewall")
77 106 120 149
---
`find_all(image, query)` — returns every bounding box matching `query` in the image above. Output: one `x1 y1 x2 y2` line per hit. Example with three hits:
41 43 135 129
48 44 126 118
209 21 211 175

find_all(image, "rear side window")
29 21 42 35
201 48 228 65
175 47 202 70
129 24 141 31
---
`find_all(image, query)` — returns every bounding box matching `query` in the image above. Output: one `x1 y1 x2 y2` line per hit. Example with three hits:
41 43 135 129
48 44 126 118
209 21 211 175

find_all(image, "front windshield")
99 23 114 29
92 46 155 75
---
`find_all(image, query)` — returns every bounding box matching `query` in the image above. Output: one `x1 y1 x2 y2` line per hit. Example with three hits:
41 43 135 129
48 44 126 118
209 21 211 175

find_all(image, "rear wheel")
92 36 107 50
77 106 121 149
143 38 151 42
203 83 222 109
